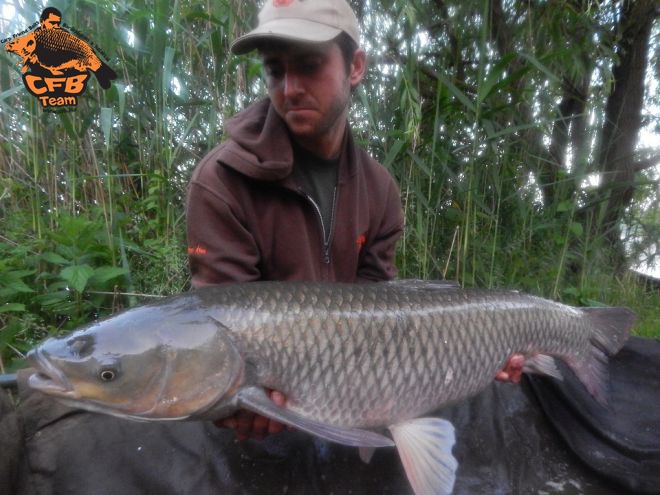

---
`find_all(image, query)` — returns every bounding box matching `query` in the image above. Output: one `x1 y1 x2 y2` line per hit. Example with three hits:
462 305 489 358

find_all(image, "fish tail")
582 307 636 356
94 63 117 89
566 307 636 404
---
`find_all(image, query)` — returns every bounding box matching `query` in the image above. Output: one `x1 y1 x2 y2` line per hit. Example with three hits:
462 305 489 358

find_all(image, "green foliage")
0 209 129 371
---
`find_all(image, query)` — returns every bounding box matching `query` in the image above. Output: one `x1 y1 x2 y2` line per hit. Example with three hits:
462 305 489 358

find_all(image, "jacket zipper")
325 186 338 264
299 187 337 264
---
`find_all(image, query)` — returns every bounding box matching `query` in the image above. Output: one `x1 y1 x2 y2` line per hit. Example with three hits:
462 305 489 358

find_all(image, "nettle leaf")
0 279 34 294
35 290 70 308
40 252 70 265
0 303 26 313
556 200 574 213
569 222 584 236
89 266 129 286
60 264 94 293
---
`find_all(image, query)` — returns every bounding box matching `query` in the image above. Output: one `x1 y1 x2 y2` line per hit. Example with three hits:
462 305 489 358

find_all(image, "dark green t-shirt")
291 142 339 244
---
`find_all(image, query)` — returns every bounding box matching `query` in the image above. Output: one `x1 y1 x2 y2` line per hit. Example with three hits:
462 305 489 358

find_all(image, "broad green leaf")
60 265 94 293
35 291 70 308
0 319 23 346
0 278 34 294
88 266 129 285
556 200 574 212
0 303 26 313
40 252 70 265
569 222 584 236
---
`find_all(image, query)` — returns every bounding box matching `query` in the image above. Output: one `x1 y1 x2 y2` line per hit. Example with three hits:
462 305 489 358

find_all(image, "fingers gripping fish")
26 281 635 495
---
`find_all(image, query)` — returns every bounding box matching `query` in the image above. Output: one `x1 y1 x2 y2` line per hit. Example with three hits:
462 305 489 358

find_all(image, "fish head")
27 295 244 421
5 33 36 57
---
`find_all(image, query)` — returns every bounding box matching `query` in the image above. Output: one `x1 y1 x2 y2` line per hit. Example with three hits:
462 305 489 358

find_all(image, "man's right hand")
215 390 289 441
495 354 525 383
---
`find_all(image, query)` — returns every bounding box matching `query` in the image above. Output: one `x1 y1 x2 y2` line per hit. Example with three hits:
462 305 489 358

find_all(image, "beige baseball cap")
231 0 360 55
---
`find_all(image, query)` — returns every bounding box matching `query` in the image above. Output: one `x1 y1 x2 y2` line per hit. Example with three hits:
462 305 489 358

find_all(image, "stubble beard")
284 80 352 150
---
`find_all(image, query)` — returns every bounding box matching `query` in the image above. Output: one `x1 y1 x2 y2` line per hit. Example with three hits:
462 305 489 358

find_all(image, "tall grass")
0 0 658 371
355 0 659 329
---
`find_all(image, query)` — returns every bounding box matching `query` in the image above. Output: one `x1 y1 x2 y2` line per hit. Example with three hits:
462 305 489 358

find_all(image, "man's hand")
495 354 525 383
215 389 289 441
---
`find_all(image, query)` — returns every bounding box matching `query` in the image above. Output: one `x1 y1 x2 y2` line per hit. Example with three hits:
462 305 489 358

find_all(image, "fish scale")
207 283 587 427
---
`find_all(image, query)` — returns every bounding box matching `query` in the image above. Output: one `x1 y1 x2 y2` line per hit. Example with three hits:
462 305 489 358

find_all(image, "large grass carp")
26 280 635 495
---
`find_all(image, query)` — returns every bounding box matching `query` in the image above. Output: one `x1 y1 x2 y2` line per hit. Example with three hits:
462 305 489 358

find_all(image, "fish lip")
27 348 79 399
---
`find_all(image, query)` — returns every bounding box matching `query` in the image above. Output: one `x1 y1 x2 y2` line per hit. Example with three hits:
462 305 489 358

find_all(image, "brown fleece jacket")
186 98 404 286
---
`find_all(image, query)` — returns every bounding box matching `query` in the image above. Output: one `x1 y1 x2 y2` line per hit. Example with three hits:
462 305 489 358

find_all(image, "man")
40 7 62 30
186 0 403 288
186 0 404 440
186 0 522 441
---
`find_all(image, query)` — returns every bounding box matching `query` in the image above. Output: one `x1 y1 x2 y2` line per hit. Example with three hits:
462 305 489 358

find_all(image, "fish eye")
99 369 117 382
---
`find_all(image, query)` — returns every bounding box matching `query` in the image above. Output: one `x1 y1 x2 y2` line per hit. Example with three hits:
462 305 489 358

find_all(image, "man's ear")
349 48 367 88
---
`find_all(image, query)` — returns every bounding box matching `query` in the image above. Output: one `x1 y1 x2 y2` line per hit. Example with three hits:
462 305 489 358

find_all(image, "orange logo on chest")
356 234 367 251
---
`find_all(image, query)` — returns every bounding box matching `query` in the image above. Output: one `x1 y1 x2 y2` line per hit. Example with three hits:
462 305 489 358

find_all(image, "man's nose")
283 71 303 97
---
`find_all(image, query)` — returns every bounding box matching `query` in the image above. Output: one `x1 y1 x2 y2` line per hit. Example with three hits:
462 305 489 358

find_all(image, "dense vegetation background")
0 0 658 371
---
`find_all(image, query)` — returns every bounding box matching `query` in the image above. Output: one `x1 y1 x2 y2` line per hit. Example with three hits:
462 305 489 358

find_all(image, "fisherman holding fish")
186 0 526 443
186 0 405 440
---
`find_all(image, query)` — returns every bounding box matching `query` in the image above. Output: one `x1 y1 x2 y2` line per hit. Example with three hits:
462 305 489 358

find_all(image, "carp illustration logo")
3 7 117 111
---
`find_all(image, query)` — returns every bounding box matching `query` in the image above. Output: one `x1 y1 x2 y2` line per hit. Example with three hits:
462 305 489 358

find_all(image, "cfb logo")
3 7 116 111
23 74 89 107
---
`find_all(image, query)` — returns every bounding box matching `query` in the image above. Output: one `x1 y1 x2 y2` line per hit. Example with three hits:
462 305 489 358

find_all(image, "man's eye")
298 60 321 74
265 66 284 79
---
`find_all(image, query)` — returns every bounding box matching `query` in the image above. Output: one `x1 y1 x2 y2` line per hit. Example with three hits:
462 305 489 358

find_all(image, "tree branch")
633 154 660 173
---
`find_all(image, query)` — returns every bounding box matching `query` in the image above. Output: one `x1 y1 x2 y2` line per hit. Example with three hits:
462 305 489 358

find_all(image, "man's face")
41 14 61 29
261 41 365 155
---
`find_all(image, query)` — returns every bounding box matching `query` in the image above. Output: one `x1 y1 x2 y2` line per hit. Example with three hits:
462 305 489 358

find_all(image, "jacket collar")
218 98 358 183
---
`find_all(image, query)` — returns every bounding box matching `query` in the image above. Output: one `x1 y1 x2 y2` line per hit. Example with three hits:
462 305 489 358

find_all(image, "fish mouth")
27 348 79 399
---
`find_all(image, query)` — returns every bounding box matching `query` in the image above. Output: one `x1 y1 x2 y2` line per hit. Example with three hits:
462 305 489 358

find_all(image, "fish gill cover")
3 7 117 112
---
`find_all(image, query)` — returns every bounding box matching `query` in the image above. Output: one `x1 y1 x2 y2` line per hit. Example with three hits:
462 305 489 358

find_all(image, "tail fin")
582 307 636 356
94 63 117 89
567 307 636 405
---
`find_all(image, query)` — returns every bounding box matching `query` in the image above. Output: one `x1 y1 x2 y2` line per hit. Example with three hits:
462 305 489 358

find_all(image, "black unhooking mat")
1 336 658 495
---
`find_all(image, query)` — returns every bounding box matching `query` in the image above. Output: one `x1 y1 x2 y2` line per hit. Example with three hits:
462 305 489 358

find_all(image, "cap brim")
231 19 342 55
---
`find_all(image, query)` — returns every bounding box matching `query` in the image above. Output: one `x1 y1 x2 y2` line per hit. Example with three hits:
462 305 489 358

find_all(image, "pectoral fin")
389 417 457 495
359 447 376 463
236 387 394 448
523 353 563 380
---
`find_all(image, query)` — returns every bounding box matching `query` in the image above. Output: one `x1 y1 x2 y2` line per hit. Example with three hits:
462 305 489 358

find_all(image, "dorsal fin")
387 279 461 290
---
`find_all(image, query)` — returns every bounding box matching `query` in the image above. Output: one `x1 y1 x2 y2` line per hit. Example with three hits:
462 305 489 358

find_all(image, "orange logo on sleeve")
187 244 208 255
